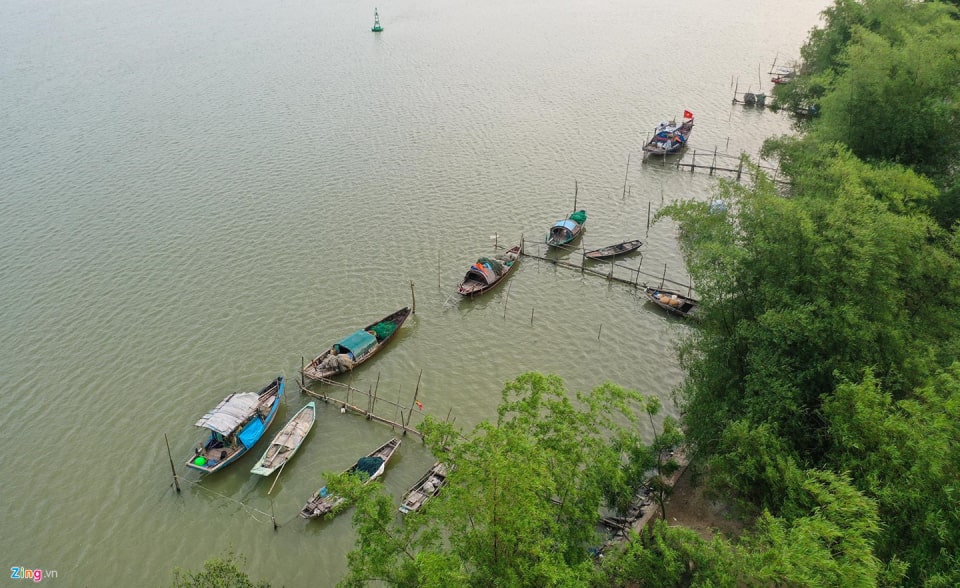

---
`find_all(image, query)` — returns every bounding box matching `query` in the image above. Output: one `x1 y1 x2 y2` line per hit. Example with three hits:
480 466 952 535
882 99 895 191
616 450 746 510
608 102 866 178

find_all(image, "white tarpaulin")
194 392 260 435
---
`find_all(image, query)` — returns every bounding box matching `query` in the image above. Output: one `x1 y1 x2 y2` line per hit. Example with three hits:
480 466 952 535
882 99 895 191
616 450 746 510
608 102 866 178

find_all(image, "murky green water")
0 0 827 585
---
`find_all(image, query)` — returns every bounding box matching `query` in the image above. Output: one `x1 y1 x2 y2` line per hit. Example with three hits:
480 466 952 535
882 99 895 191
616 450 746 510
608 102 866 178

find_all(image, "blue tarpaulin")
238 416 266 449
337 329 377 356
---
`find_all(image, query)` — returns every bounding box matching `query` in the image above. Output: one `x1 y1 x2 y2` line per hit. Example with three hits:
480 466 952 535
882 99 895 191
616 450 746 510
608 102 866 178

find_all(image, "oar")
268 459 287 495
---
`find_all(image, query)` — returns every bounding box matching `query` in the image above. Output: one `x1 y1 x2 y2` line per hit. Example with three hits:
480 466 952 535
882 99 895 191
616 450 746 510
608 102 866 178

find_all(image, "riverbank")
664 463 746 540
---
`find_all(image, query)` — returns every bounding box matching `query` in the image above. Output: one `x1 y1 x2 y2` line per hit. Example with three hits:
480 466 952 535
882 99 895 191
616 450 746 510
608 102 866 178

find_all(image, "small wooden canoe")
457 245 522 297
584 239 643 260
302 307 411 382
643 287 699 319
250 401 316 476
399 461 451 514
300 437 402 519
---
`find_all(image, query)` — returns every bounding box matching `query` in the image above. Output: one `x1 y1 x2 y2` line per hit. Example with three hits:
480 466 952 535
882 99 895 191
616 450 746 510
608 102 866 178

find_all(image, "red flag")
683 110 694 119
416 400 424 410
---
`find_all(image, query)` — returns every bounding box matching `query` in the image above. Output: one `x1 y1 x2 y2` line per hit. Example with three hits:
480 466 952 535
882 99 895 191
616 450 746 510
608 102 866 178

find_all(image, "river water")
0 0 827 585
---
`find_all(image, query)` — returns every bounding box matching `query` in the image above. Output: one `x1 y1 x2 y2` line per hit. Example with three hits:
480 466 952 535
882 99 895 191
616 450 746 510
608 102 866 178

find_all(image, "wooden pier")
643 148 789 185
522 243 694 295
299 373 426 439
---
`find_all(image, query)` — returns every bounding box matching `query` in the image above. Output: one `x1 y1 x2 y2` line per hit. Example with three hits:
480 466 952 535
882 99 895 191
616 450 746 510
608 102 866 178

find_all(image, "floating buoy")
371 8 383 32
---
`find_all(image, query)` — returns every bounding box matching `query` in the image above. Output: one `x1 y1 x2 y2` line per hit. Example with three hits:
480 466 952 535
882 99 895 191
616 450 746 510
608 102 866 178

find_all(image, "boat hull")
186 376 285 473
399 462 450 514
250 401 317 476
300 438 401 519
302 307 411 382
642 287 699 319
642 118 694 156
584 239 643 260
457 245 522 297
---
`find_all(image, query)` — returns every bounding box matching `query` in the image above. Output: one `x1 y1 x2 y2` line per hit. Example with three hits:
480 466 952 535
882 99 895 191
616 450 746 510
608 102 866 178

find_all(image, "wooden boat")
301 307 411 382
250 401 316 476
300 437 402 519
642 113 694 156
399 461 451 514
771 67 796 85
546 210 587 247
642 287 699 319
584 239 643 260
457 245 522 297
186 376 284 473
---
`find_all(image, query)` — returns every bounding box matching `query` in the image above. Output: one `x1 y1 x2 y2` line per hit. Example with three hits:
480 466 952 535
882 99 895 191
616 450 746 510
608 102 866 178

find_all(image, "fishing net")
354 456 385 477
476 257 503 274
568 210 587 224
369 321 397 340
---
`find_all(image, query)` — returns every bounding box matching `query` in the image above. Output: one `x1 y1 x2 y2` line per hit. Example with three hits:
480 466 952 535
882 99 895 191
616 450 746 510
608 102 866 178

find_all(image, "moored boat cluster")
183 119 701 518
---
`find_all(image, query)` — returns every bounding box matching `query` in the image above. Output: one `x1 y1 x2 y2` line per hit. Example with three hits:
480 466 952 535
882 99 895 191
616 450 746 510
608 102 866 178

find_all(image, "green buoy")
371 8 383 32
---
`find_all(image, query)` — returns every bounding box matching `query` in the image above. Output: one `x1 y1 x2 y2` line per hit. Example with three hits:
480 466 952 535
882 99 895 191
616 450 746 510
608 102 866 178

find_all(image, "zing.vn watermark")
10 567 57 582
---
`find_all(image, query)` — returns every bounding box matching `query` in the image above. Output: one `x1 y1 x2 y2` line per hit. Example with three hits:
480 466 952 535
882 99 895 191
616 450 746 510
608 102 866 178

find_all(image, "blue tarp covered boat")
546 210 587 248
642 113 694 156
186 376 284 473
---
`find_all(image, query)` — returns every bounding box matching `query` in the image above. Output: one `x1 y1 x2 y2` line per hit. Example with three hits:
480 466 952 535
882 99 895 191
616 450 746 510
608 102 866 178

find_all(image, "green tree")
338 373 682 587
739 470 886 588
171 553 271 588
662 159 959 472
599 470 890 587
811 19 960 174
596 521 740 588
658 154 960 582
823 367 960 585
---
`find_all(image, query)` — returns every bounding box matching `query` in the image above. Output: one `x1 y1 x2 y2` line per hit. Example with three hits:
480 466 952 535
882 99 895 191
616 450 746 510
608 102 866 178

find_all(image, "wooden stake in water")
370 372 381 419
410 280 416 314
503 282 512 319
393 384 402 430
597 324 602 342
271 500 278 530
573 179 578 211
164 433 181 493
406 369 424 434
622 153 631 199
530 307 534 326
661 264 667 288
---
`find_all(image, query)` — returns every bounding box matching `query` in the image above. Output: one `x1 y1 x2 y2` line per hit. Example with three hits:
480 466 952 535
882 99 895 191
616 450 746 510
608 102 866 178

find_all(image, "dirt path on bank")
663 466 746 540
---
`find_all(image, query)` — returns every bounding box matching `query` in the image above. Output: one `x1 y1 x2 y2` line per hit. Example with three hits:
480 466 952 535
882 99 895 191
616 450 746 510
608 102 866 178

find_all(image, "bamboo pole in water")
268 460 286 495
405 369 423 433
369 372 381 419
503 282 512 320
622 153 630 199
164 433 180 493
